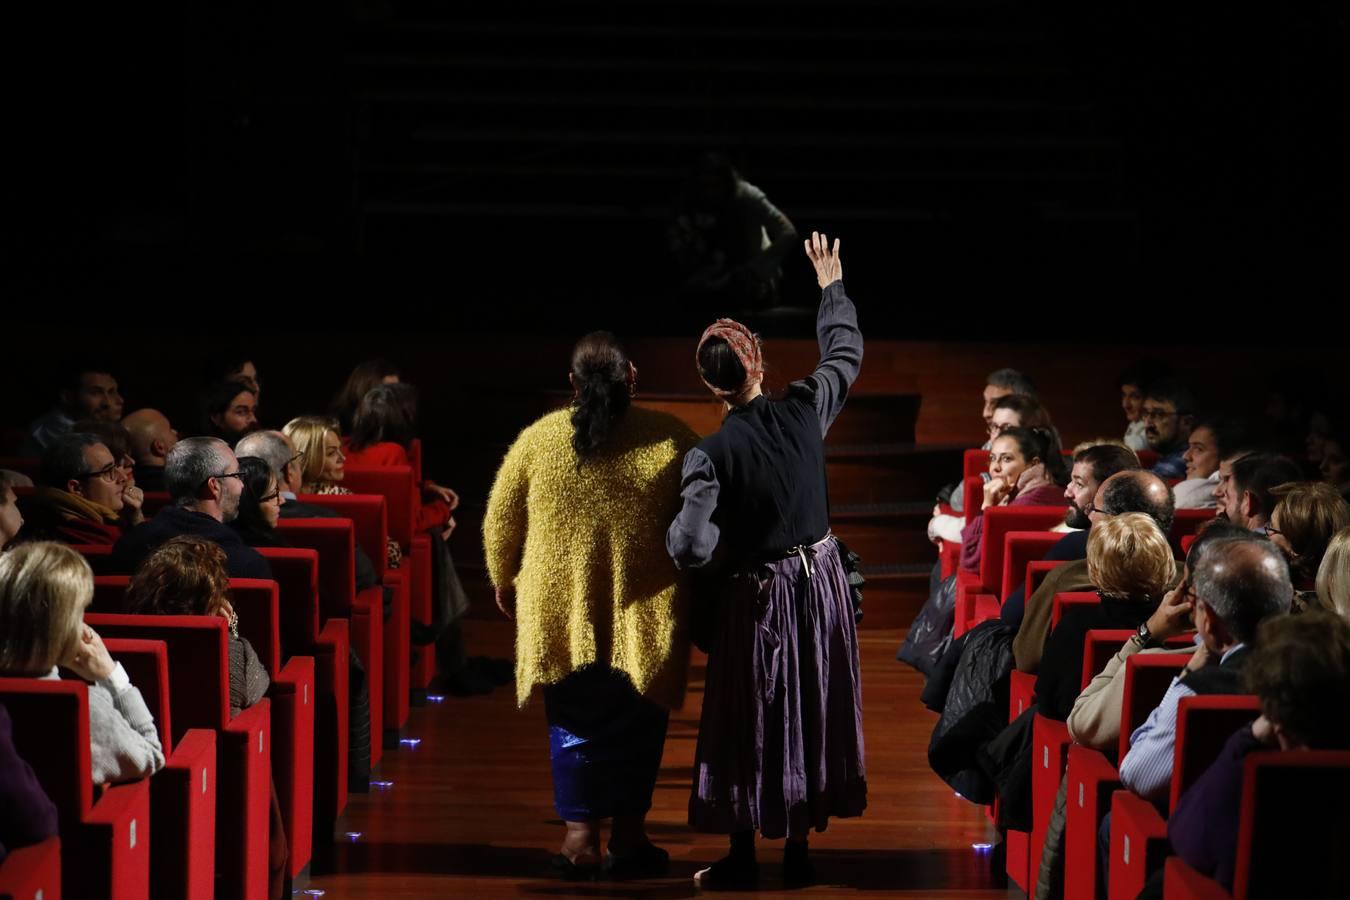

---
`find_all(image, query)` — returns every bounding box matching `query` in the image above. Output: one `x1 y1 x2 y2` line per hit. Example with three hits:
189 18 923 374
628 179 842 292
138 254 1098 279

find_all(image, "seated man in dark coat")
111 436 271 579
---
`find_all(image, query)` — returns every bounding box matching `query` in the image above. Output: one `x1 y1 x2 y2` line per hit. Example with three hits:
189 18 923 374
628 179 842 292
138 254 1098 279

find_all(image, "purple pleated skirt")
689 535 867 840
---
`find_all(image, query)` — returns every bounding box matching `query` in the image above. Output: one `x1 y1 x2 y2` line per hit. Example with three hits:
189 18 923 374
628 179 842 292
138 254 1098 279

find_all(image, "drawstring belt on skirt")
778 532 834 581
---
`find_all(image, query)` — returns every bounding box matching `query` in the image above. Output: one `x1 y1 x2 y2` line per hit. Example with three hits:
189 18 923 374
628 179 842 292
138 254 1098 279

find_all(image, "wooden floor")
306 621 1008 898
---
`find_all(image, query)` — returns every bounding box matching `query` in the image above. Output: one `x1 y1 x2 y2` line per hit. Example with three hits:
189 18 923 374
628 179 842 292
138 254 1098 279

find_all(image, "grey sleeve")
87 675 165 785
666 448 721 570
229 637 271 717
802 280 864 435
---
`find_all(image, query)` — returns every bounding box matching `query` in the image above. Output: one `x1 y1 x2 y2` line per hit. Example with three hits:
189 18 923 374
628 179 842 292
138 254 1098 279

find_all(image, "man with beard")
1214 452 1304 534
1141 380 1197 480
997 443 1140 626
23 365 125 454
111 437 272 579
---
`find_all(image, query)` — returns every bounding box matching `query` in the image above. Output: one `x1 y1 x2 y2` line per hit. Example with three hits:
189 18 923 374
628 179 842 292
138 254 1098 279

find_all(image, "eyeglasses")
287 451 304 468
259 490 282 504
1265 523 1283 537
199 471 245 490
79 461 121 483
1083 503 1106 517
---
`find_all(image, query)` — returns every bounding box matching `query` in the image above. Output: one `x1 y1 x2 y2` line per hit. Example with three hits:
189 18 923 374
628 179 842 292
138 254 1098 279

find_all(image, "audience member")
1118 535 1292 803
1267 482 1350 603
0 700 59 865
1166 612 1350 893
0 542 164 785
23 365 124 454
124 537 287 899
1316 527 1350 618
0 474 24 551
1035 513 1177 721
1219 452 1305 532
1118 362 1167 453
344 383 458 539
1319 424 1350 502
331 358 401 435
111 437 271 579
959 426 1065 573
1174 417 1246 509
228 457 285 548
1140 379 1195 479
203 378 260 446
206 357 262 400
20 433 142 544
122 408 180 492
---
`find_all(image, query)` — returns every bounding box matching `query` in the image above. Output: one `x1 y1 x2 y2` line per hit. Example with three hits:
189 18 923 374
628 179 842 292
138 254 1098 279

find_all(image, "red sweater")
344 442 451 532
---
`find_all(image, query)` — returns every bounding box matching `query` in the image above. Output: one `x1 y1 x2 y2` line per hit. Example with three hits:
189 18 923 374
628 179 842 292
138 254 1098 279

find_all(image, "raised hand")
65 625 117 682
804 231 843 289
1145 580 1195 642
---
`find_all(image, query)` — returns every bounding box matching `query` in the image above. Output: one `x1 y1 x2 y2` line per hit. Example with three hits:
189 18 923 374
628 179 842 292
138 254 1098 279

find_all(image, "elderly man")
19 433 142 544
122 409 180 493
1118 535 1293 803
23 366 124 454
1012 469 1177 672
111 436 271 578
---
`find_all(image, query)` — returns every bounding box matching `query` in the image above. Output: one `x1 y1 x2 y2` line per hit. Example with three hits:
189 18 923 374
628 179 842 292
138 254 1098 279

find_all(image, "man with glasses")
111 437 272 579
1140 379 1197 480
19 433 141 545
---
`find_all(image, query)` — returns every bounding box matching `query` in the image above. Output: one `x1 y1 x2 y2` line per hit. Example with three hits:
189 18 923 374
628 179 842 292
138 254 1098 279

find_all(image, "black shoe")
549 853 601 881
604 842 670 880
693 854 759 890
782 850 816 888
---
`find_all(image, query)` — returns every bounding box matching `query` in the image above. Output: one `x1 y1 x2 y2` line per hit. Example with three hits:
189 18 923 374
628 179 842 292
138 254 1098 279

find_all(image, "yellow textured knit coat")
483 406 700 708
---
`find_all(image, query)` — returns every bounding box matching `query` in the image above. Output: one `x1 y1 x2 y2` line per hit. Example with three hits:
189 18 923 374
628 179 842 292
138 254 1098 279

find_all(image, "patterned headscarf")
696 318 764 403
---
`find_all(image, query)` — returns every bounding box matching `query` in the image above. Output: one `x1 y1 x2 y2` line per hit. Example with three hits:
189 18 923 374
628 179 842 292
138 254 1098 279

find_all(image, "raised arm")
800 232 862 436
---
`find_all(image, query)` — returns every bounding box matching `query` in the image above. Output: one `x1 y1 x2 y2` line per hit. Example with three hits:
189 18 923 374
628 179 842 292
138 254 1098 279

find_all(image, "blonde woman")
0 541 164 785
1316 526 1350 619
1035 512 1179 721
283 415 401 568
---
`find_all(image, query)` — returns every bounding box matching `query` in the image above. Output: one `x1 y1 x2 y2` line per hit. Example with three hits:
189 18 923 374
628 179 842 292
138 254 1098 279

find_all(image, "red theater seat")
277 518 384 768
1002 531 1065 603
292 493 410 734
0 679 151 900
0 837 62 900
103 639 217 900
140 493 172 518
954 505 1067 635
256 547 349 830
85 615 271 900
1054 591 1101 631
340 464 438 691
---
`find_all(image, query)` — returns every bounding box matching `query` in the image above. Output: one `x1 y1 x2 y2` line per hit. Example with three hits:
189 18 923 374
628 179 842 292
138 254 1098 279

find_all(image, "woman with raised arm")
483 331 700 881
667 232 867 889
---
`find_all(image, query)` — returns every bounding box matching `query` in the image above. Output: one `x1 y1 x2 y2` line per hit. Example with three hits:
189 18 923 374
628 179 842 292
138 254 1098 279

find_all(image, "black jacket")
112 506 272 580
928 620 1017 802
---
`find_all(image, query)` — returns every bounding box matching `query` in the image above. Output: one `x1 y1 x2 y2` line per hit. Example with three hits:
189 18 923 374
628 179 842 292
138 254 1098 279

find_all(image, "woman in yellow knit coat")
483 331 698 881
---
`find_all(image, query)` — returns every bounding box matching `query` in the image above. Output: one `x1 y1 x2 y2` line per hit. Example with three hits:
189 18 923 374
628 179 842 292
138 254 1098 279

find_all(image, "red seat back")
1170 694 1260 812
1054 591 1100 630
1171 508 1216 547
1027 559 1067 599
1235 750 1350 899
341 465 417 550
141 492 173 517
1118 653 1191 761
1136 449 1159 469
276 519 356 620
227 579 282 677
103 638 173 749
294 493 390 581
962 474 982 525
963 448 989 480
70 543 116 576
978 506 1068 596
84 614 231 745
92 575 132 613
1002 531 1065 600
1081 628 1133 690
255 548 321 656
0 679 94 819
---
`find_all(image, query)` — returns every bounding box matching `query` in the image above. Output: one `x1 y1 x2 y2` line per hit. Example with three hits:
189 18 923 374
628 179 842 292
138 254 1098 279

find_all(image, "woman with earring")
483 331 699 880
667 232 867 889
125 536 288 899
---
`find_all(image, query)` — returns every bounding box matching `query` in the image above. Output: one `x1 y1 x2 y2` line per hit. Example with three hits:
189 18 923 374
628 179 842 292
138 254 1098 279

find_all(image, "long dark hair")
570 332 631 456
995 425 1068 485
349 383 418 453
231 456 282 546
331 359 401 434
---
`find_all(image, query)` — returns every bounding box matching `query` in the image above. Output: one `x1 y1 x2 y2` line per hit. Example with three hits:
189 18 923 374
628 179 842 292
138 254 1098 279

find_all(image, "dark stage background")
4 0 1346 336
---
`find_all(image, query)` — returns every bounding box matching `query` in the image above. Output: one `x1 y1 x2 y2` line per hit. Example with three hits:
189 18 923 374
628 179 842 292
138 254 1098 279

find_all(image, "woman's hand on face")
495 586 515 620
982 477 1010 509
803 231 842 289
1146 582 1195 641
65 625 117 683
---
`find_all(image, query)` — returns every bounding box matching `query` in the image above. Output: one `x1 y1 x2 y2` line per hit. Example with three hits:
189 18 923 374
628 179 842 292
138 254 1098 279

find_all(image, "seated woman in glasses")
18 433 142 545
